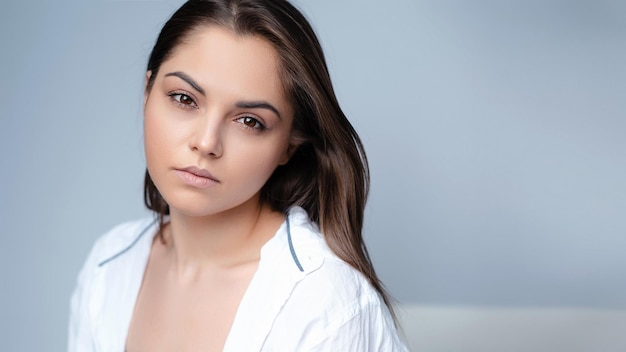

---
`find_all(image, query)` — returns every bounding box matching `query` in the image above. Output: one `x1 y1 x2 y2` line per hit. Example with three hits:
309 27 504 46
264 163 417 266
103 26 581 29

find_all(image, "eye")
236 116 266 131
168 92 197 109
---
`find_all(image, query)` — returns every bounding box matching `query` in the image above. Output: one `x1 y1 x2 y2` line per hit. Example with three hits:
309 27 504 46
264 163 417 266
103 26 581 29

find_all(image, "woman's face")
144 26 293 217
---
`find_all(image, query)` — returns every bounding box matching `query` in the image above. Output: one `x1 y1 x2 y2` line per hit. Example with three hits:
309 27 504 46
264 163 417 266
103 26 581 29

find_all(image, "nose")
189 115 223 158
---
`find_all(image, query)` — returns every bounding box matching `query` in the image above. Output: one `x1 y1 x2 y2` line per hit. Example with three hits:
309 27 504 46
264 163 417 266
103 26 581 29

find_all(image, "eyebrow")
236 101 282 120
164 71 205 96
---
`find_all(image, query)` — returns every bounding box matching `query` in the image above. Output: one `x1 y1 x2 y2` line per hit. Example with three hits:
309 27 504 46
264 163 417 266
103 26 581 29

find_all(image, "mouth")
174 166 219 188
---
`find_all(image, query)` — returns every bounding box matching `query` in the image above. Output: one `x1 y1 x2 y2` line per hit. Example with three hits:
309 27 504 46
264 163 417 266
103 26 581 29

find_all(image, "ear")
278 145 295 165
143 71 153 107
278 133 304 165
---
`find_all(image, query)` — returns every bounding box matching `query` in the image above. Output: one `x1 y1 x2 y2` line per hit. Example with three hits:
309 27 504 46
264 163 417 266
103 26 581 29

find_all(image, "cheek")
229 136 290 181
143 109 159 163
143 103 175 170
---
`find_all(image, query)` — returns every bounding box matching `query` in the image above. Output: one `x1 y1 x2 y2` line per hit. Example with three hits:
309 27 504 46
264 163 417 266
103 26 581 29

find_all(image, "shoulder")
285 254 387 331
68 217 159 351
284 206 383 311
285 207 379 300
263 207 407 350
72 216 158 289
87 217 158 267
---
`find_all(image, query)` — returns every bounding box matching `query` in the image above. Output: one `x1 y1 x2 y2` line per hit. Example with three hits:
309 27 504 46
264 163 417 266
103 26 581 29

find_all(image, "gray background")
1 0 624 350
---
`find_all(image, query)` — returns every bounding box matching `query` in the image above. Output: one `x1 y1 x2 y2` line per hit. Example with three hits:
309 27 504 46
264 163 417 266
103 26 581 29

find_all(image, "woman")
68 0 408 350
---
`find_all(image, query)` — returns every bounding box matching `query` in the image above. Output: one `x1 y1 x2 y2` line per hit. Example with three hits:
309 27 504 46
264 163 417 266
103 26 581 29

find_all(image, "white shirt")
68 207 409 351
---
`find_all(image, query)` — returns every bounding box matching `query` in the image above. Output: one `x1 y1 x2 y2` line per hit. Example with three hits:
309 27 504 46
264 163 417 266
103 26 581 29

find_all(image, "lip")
174 166 219 189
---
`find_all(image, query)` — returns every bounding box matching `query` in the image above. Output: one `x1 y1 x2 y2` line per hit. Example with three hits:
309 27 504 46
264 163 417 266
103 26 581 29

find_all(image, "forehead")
159 25 289 110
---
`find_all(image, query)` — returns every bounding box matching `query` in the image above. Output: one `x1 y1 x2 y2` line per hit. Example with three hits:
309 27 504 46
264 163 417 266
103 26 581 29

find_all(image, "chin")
165 192 262 219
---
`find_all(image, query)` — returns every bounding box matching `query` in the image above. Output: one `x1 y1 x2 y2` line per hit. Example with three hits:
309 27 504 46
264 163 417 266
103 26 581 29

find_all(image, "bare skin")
126 202 285 352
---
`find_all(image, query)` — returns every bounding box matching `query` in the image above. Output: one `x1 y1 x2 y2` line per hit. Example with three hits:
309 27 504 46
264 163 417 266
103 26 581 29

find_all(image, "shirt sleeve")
306 299 410 352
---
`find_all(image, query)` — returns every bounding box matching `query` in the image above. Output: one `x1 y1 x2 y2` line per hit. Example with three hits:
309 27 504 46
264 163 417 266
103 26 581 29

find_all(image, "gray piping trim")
98 218 158 267
286 213 304 272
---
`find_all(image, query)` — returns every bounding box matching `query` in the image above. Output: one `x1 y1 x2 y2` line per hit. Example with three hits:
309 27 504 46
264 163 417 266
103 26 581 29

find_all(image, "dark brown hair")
143 0 395 318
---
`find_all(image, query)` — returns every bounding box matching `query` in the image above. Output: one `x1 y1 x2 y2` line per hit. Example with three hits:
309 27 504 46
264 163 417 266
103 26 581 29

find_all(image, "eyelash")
168 92 197 110
236 115 266 132
167 91 266 132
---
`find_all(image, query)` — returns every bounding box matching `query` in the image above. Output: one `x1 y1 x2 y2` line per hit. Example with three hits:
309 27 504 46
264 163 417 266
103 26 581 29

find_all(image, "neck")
163 198 285 275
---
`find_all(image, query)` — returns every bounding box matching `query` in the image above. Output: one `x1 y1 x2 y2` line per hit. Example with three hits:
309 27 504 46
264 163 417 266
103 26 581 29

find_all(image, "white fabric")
68 207 409 351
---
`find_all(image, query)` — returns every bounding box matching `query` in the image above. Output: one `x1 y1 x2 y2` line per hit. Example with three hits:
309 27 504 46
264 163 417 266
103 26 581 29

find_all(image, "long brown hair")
143 0 395 318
